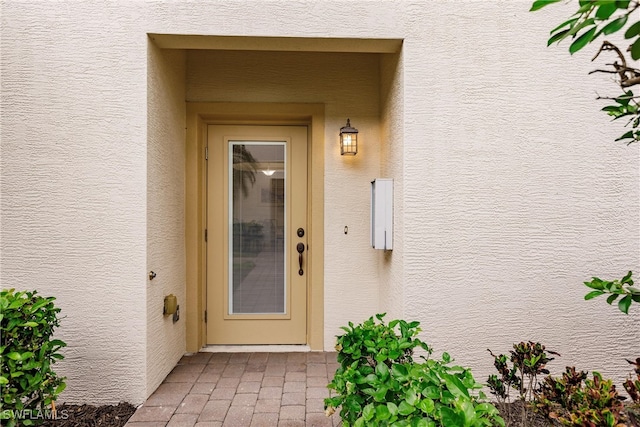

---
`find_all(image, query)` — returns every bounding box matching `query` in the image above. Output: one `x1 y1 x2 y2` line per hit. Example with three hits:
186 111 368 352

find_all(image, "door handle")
296 242 305 276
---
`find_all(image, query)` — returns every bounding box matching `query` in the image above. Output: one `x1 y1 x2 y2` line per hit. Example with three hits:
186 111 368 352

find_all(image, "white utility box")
371 178 393 250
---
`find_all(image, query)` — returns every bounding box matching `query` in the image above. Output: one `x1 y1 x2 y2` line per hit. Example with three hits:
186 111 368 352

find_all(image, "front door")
206 125 308 344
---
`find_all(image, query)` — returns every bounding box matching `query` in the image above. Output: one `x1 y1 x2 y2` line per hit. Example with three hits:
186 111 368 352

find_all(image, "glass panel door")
229 142 286 314
206 124 307 345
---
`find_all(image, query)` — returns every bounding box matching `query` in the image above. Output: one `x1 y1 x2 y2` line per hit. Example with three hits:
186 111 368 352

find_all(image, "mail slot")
371 178 393 250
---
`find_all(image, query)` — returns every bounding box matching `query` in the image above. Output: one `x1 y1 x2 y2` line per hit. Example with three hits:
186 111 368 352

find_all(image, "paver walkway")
125 352 341 427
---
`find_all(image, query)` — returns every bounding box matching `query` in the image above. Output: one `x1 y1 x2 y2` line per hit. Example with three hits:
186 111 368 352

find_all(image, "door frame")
185 102 325 352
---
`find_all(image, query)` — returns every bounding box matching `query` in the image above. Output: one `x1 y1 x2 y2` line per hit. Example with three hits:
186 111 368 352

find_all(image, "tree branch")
591 41 640 90
622 76 640 87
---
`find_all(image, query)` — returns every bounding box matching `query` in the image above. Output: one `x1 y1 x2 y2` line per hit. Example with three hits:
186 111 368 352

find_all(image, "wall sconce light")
340 118 358 156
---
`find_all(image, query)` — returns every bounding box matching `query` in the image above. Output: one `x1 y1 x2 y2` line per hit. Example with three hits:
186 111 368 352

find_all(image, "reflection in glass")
230 142 286 314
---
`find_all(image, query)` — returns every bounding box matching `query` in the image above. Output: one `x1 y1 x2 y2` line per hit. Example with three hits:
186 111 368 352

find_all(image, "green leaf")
632 38 640 60
616 0 631 8
392 363 408 377
460 400 476 426
417 398 435 414
405 390 418 406
602 105 623 112
423 385 441 399
30 298 50 312
621 271 633 284
20 321 38 328
577 3 596 13
443 373 470 398
607 293 620 305
376 361 390 380
50 339 67 348
601 15 629 35
55 382 67 395
20 351 34 360
440 407 462 426
530 0 562 11
596 3 617 20
398 400 416 416
569 17 596 36
570 27 598 54
6 352 22 361
551 17 579 34
8 298 26 309
585 290 606 300
585 278 605 290
363 403 375 421
625 21 640 38
618 294 632 314
616 130 634 141
387 402 398 416
376 404 392 420
548 29 571 46
0 376 8 385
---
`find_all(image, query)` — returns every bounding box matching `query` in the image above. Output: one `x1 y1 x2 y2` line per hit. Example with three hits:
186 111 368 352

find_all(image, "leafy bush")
624 358 640 426
325 314 504 427
0 289 67 426
487 342 558 425
624 358 640 403
535 369 627 426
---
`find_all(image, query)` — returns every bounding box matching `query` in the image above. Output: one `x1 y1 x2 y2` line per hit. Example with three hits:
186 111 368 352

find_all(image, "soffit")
149 34 402 53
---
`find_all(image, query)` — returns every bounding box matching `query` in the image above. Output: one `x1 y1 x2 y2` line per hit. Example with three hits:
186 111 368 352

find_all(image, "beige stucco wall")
1 1 147 404
1 0 638 405
379 52 405 321
146 44 187 397
400 1 639 386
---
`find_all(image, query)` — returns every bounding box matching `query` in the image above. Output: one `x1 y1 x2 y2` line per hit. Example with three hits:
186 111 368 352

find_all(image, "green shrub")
325 314 505 427
0 289 67 426
487 341 558 425
535 370 627 426
623 357 640 404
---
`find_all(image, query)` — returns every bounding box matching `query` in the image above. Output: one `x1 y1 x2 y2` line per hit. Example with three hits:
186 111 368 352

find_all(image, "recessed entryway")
185 102 326 353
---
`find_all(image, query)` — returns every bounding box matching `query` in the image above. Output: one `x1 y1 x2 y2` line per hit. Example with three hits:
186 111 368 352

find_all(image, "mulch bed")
41 400 637 426
45 403 136 427
497 400 558 427
43 401 548 427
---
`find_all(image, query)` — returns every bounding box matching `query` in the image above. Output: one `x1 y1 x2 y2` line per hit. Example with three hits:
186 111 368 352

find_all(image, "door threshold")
201 344 311 353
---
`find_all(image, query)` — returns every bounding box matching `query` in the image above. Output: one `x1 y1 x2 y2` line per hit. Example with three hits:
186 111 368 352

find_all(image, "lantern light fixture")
340 118 358 156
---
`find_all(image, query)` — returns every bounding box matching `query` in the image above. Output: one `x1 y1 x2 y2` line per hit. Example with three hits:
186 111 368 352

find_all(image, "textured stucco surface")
1 0 638 405
379 52 405 321
1 1 147 403
146 44 187 397
399 1 639 386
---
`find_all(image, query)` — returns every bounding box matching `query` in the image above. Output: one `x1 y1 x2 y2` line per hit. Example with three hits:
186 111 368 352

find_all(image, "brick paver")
126 352 339 426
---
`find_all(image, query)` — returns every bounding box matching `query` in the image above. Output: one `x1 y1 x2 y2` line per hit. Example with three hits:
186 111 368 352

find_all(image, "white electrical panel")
371 178 393 250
